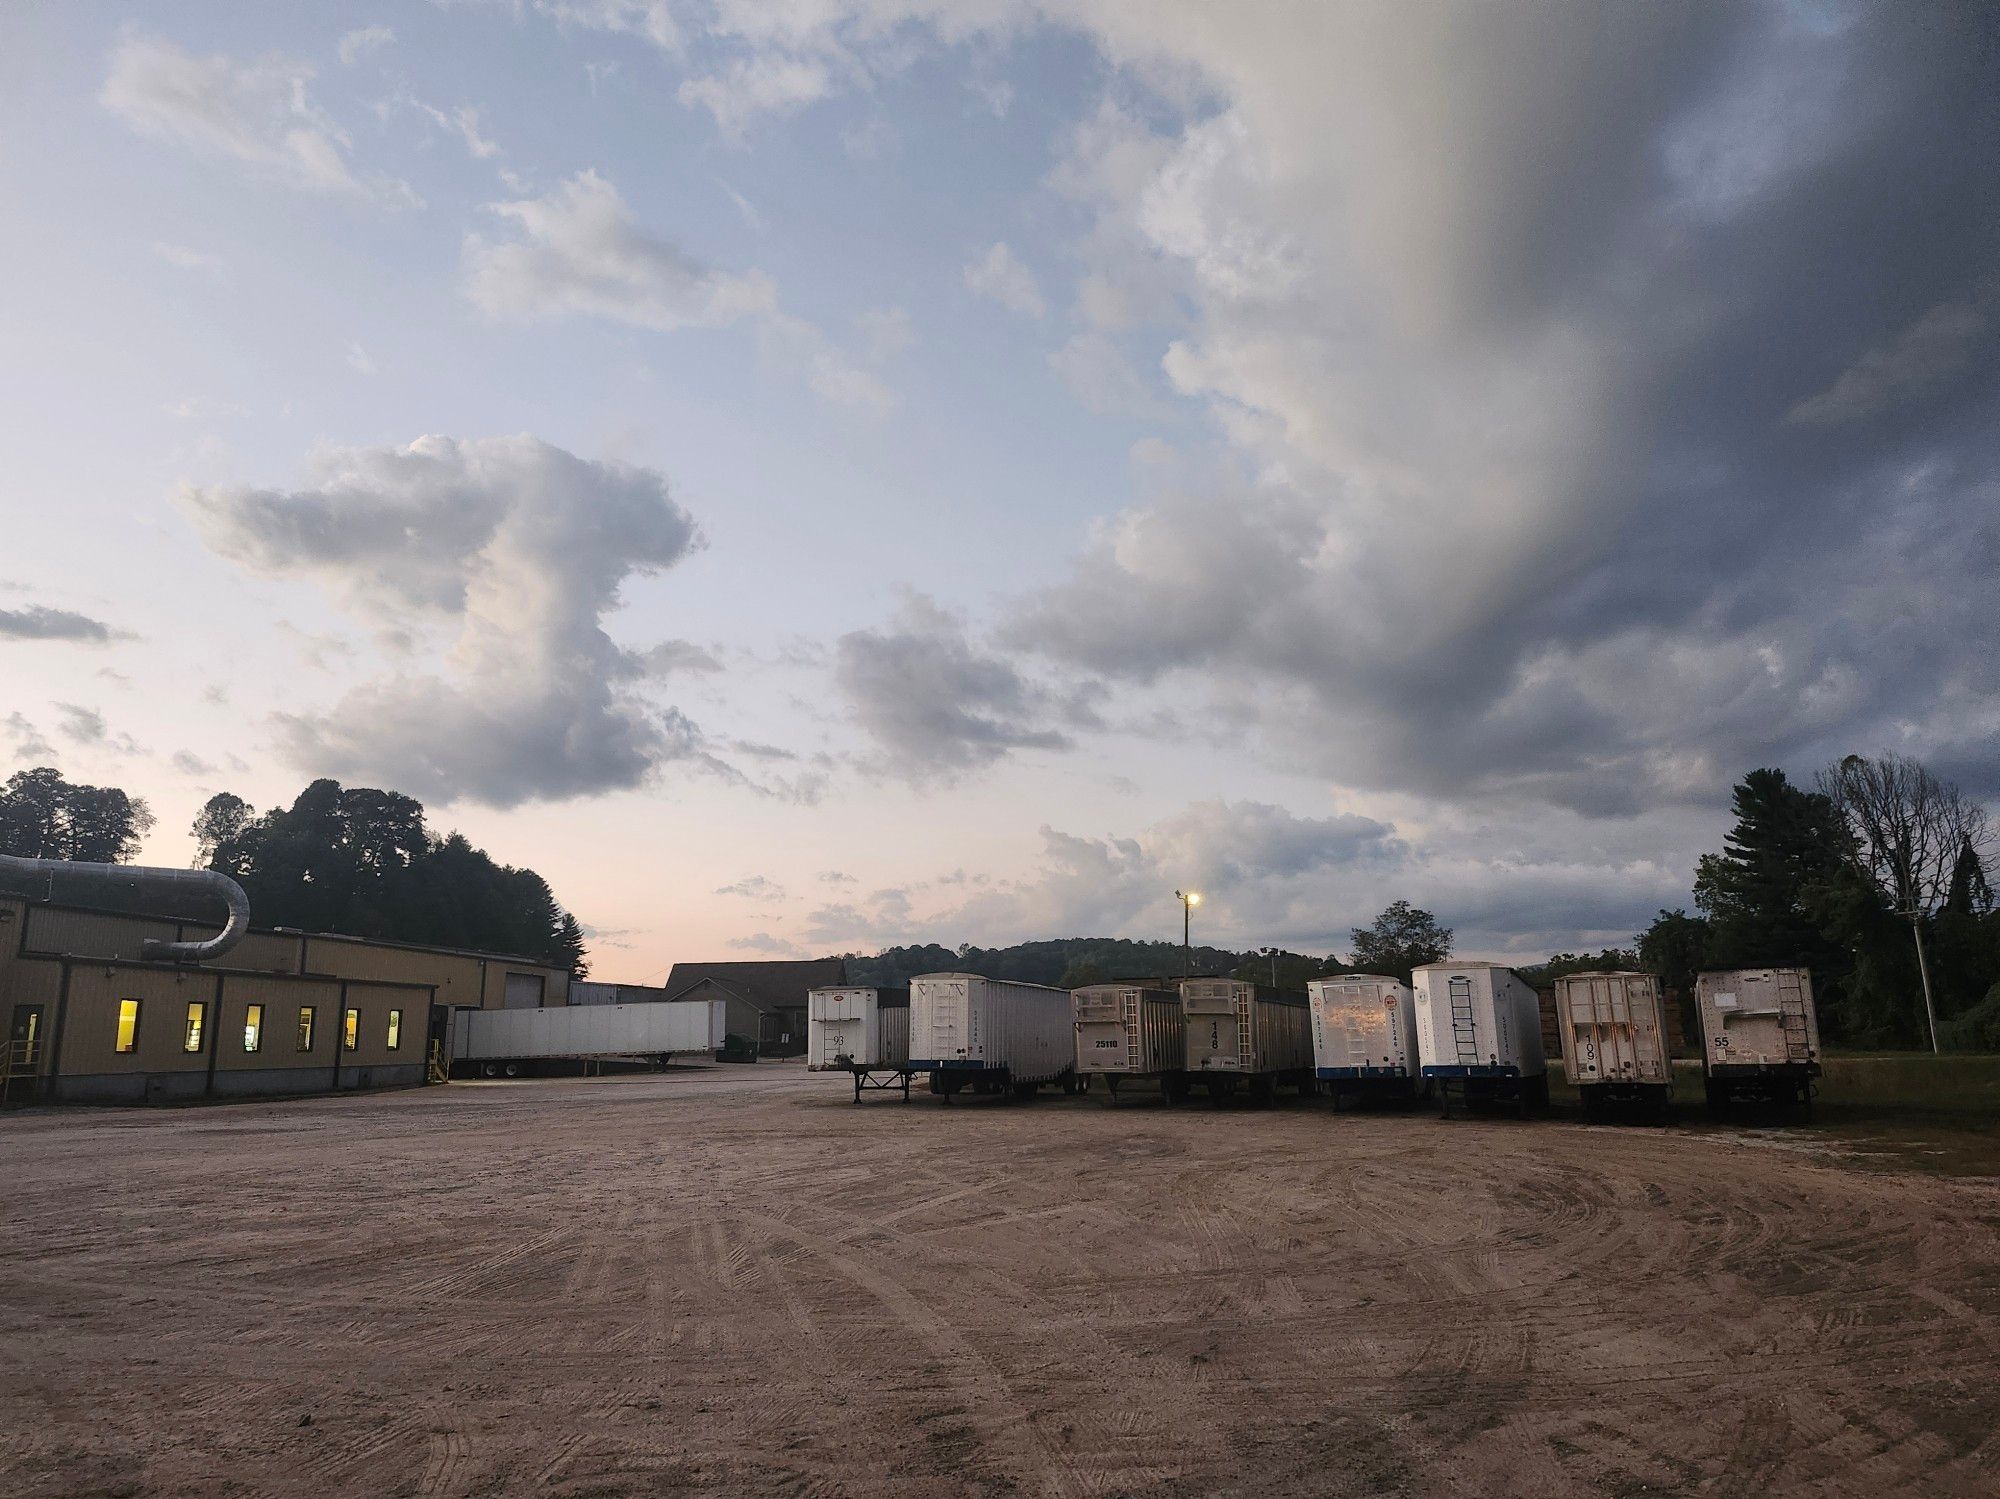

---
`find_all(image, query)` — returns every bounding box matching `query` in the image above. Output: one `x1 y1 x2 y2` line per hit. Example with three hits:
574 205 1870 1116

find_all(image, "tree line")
0 768 588 974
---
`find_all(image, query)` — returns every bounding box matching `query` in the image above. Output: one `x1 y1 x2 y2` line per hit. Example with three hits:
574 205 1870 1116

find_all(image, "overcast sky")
3 2 1995 979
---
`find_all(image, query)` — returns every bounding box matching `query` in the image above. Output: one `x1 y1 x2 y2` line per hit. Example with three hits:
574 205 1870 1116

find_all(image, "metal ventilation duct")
0 854 251 962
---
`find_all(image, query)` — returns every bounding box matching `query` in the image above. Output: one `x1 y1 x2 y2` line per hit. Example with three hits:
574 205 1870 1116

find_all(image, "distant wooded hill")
841 938 1328 991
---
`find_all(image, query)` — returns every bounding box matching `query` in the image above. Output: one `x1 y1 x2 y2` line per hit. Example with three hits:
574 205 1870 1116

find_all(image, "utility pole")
1176 890 1201 977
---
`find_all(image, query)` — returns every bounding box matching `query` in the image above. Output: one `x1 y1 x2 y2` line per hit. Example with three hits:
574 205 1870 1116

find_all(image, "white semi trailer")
1179 979 1315 1103
451 998 726 1077
1696 967 1821 1115
807 985 913 1101
1307 974 1424 1107
1072 983 1185 1100
909 973 1077 1101
1412 961 1549 1118
1554 970 1673 1122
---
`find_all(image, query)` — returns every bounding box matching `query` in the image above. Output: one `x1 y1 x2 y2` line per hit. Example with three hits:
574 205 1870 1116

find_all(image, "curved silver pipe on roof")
0 854 251 962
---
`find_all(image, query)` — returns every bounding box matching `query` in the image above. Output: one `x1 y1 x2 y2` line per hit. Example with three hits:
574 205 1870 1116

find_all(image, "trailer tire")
480 1062 499 1078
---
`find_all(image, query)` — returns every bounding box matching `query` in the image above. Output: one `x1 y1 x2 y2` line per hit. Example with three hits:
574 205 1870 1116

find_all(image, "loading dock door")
503 973 546 1009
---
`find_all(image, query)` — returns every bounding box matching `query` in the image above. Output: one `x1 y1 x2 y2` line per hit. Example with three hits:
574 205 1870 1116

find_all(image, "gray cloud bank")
789 4 2000 823
0 606 123 644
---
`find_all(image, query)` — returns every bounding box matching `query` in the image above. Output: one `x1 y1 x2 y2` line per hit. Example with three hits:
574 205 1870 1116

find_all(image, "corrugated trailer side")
1180 980 1314 1101
910 973 1076 1100
1696 967 1821 1115
1556 971 1672 1121
1072 984 1185 1095
456 999 723 1073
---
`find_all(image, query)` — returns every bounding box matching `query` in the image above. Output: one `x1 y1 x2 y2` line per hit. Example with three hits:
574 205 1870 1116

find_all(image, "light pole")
1259 945 1278 989
1176 889 1202 976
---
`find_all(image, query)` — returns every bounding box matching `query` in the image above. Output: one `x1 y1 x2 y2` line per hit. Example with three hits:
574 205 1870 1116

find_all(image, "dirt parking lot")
3 1065 1997 1498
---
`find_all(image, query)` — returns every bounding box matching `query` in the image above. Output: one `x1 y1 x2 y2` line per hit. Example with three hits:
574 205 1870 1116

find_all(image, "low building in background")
0 895 572 1104
664 958 847 1056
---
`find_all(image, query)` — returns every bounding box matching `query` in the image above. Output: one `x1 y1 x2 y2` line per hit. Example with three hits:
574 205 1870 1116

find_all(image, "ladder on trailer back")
1448 976 1479 1065
1776 971 1814 1061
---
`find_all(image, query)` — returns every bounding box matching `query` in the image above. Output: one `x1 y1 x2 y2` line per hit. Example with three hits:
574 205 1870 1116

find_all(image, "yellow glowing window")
182 1001 206 1053
243 1004 263 1053
343 1008 359 1049
386 1009 402 1050
297 1006 316 1051
115 999 140 1054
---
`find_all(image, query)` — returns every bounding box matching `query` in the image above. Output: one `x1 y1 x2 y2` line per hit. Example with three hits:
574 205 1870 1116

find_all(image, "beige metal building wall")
299 935 487 1005
41 962 432 1103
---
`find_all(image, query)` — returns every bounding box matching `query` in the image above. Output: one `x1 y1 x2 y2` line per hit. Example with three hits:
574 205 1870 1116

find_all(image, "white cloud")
102 33 415 204
678 54 833 137
178 434 711 807
346 342 378 376
464 171 890 412
416 99 503 161
963 241 1045 319
153 241 224 276
336 26 395 65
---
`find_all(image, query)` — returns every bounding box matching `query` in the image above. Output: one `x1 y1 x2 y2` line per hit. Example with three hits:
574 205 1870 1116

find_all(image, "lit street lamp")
1176 889 1202 976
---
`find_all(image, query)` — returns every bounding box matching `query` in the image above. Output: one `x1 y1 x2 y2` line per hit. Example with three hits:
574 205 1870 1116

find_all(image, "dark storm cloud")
1005 3 2000 815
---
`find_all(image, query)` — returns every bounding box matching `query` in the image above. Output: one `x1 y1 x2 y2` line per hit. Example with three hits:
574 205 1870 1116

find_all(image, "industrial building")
664 958 847 1056
1 890 573 1105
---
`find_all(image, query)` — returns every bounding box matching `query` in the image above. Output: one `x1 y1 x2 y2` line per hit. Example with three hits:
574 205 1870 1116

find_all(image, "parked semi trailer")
1179 979 1314 1103
1555 970 1672 1122
807 985 912 1101
909 973 1076 1101
1696 967 1820 1114
451 998 726 1077
1413 961 1548 1118
1072 983 1185 1100
1307 974 1424 1107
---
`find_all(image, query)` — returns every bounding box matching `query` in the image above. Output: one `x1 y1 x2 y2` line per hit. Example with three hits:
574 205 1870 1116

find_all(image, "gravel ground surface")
3 1064 1997 1497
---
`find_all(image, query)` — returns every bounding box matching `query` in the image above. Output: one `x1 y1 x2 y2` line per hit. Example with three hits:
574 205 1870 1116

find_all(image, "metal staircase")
1 1036 42 1106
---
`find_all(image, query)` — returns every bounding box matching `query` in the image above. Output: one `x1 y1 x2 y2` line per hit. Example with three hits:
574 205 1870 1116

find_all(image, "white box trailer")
1179 979 1314 1102
1307 974 1423 1106
808 986 913 1101
1072 984 1185 1098
1696 967 1821 1114
909 973 1077 1100
1413 961 1548 1118
452 998 726 1077
1555 971 1672 1121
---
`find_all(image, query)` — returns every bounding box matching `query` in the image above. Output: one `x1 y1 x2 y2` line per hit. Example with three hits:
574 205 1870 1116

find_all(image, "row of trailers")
809 963 1824 1119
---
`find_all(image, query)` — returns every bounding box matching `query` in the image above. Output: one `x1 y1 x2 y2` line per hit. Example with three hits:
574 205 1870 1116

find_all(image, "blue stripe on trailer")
1422 1064 1522 1078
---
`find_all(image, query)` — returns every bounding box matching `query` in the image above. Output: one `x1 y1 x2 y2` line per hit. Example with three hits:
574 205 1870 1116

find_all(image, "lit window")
243 1004 263 1053
183 1001 206 1054
297 1006 316 1051
386 1009 402 1050
343 1008 359 1049
115 999 140 1053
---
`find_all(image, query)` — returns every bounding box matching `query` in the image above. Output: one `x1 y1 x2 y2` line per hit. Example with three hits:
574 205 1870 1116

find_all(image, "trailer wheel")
1438 1082 1453 1119
502 1061 521 1078
1061 1071 1080 1096
480 1062 499 1079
